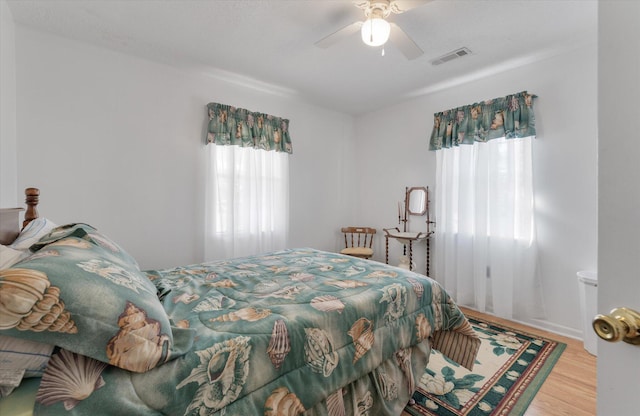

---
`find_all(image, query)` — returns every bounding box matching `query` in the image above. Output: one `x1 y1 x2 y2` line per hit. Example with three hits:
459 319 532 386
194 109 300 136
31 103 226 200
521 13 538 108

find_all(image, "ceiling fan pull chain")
382 47 385 57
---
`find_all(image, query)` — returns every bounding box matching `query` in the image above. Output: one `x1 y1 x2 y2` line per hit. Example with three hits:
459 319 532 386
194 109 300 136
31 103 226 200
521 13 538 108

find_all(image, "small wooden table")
383 228 433 275
0 208 24 245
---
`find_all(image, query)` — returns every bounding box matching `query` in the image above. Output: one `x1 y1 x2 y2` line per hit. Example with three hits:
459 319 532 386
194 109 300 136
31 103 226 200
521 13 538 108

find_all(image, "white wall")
14 26 356 269
355 43 598 337
0 0 18 207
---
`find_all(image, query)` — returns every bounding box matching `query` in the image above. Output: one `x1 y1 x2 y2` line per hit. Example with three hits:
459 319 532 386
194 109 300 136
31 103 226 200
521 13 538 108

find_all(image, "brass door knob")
593 307 640 345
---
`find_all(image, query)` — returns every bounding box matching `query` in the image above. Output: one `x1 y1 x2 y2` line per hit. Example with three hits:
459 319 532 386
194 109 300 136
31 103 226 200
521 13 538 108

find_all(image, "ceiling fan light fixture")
361 17 391 47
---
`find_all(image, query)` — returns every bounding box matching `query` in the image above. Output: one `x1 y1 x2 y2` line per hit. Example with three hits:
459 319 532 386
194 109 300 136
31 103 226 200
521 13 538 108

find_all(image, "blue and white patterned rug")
404 317 566 416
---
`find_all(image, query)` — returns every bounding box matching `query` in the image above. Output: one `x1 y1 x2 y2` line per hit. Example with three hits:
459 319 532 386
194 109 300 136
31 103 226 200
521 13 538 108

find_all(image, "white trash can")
577 271 598 356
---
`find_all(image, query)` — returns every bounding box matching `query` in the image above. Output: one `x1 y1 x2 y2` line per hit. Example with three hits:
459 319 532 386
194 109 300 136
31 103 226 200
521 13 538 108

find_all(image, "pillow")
0 224 194 373
0 335 54 398
31 223 140 270
0 245 23 270
9 218 57 251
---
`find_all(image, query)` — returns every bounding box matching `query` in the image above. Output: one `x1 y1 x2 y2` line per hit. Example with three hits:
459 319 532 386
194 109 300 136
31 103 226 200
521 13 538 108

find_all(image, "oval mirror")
407 187 427 215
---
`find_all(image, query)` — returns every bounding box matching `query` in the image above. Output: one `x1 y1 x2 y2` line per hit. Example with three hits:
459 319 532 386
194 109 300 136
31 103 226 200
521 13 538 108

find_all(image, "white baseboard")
519 317 583 340
463 307 584 340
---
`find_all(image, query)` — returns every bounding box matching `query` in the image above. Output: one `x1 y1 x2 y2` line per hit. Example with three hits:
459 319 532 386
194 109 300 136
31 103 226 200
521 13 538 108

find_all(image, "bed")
0 188 480 416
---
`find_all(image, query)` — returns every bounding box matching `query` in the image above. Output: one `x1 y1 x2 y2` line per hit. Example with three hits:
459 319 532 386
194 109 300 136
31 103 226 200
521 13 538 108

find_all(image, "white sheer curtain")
434 136 544 320
205 144 289 261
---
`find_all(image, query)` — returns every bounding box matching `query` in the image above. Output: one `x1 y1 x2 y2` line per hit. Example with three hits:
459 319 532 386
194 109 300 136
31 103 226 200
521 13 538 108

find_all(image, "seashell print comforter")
30 248 480 416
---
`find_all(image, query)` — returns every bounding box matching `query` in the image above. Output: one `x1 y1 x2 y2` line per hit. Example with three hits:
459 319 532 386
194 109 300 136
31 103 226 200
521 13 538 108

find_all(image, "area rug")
403 316 566 416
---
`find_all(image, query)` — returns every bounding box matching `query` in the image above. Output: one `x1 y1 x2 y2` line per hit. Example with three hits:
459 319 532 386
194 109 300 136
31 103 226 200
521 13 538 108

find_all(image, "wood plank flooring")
460 307 597 416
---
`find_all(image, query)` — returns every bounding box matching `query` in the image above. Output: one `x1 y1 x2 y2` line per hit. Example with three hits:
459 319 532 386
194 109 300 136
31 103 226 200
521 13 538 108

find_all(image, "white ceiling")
7 0 597 115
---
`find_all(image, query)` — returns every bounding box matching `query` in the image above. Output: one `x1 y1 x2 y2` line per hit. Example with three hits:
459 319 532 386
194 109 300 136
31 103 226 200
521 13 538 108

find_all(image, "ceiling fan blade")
389 22 423 60
390 0 432 14
315 21 363 49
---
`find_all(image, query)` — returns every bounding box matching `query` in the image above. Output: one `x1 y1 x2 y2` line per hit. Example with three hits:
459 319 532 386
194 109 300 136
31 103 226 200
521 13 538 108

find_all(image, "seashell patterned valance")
429 91 537 150
206 102 293 154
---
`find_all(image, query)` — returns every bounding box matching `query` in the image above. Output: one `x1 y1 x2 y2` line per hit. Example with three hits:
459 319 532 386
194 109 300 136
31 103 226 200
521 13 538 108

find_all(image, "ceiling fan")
315 0 431 60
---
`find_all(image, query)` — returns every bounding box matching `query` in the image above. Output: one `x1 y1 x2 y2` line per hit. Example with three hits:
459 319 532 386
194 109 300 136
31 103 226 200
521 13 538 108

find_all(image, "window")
429 92 543 320
435 137 542 320
205 144 289 260
203 103 292 261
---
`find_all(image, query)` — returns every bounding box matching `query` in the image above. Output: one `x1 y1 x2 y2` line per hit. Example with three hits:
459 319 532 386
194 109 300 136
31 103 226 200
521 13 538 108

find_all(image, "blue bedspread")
28 248 478 415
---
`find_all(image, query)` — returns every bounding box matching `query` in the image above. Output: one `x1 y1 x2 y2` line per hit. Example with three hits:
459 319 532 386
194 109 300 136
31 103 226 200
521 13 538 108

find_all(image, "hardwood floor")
460 307 597 416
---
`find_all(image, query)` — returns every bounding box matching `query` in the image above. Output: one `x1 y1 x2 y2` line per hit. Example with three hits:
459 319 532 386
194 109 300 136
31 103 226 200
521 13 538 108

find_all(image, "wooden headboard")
0 188 41 245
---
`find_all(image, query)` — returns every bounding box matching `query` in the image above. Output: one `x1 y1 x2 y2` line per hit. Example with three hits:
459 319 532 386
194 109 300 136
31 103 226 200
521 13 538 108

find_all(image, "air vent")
431 47 472 66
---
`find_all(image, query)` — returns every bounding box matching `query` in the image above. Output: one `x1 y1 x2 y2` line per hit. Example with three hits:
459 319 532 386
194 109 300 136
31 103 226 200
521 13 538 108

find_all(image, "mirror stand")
384 186 435 275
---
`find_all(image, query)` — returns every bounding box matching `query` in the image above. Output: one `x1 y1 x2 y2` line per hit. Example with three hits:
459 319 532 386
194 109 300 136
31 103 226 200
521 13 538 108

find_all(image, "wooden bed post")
23 187 40 228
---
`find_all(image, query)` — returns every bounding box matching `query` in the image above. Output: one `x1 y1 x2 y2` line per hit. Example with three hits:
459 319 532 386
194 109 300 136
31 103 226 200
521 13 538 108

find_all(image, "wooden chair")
340 227 376 259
